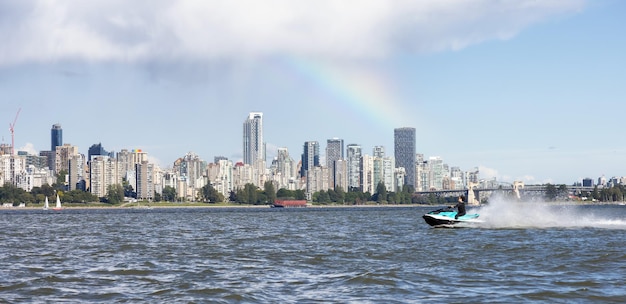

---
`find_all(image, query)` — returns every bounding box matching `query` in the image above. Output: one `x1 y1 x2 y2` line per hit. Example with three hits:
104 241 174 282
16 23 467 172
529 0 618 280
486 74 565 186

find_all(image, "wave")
474 198 626 229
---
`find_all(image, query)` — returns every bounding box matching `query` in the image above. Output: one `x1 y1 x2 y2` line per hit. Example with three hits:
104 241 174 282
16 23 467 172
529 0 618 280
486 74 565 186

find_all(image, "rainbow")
282 56 414 129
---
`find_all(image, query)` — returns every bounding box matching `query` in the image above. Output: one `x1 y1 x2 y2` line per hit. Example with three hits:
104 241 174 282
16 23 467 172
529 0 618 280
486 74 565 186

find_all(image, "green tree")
106 184 125 204
54 170 68 190
592 186 600 201
294 189 306 200
316 190 330 204
162 186 177 202
153 191 162 202
263 181 276 204
334 186 346 204
236 183 258 204
375 182 388 203
0 183 32 205
201 183 224 203
276 188 294 199
545 183 557 201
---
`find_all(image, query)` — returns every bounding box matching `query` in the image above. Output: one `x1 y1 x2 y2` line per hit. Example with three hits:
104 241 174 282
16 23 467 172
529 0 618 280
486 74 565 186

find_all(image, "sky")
0 0 624 185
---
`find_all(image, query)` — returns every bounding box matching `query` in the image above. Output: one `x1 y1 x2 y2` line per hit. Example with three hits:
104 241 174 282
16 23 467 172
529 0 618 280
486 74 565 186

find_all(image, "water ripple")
0 206 625 302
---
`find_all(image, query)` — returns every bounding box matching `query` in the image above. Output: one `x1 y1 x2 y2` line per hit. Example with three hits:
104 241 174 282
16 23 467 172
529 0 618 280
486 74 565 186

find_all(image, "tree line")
2 179 625 206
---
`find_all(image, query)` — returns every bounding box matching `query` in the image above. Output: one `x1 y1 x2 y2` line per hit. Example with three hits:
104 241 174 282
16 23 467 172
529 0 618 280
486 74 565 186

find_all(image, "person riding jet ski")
451 195 466 219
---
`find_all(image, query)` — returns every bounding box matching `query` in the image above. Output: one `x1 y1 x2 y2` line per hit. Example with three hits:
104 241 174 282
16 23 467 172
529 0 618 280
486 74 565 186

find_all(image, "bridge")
414 181 594 205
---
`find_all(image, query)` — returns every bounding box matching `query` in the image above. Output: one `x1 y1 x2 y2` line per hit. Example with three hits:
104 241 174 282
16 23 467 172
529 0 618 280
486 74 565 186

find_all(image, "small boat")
422 207 482 228
53 194 63 211
43 196 49 210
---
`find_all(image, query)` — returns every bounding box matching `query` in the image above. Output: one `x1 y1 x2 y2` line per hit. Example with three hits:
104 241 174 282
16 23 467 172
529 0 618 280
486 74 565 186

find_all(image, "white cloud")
0 0 585 65
478 165 499 180
19 142 38 155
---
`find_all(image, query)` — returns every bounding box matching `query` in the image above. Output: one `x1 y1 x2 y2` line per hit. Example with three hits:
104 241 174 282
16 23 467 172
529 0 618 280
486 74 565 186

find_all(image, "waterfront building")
382 156 395 191
233 162 255 191
89 155 120 198
326 138 344 189
394 127 416 189
394 167 406 192
582 178 594 187
429 156 444 190
115 149 149 188
272 147 296 189
301 141 320 178
55 144 79 175
334 159 348 191
243 112 265 167
173 152 207 190
372 147 395 193
207 159 234 199
21 164 54 191
417 160 430 192
346 144 362 191
305 166 330 199
0 154 26 188
450 166 464 190
68 154 86 191
361 154 374 194
136 161 154 201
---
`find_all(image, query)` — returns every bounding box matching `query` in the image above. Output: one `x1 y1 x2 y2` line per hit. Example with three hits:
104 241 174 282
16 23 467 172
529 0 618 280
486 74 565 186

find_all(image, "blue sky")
0 0 624 185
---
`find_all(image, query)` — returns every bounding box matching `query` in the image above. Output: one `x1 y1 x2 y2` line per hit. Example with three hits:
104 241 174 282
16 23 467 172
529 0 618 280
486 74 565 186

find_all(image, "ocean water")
0 202 625 303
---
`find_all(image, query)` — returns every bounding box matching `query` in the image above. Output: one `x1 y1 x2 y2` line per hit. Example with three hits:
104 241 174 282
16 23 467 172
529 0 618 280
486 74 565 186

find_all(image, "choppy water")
1 203 625 303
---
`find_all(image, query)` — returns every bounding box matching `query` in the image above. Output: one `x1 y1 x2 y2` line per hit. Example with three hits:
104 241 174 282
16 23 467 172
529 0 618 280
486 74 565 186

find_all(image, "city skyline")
1 1 625 184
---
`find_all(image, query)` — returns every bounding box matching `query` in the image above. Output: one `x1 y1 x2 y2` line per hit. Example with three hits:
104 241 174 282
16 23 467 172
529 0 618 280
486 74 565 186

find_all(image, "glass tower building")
394 127 416 189
51 124 62 152
301 141 320 178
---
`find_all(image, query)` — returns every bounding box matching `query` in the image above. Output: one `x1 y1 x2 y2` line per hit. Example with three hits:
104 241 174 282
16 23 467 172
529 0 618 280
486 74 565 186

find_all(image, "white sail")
55 194 62 209
44 196 49 210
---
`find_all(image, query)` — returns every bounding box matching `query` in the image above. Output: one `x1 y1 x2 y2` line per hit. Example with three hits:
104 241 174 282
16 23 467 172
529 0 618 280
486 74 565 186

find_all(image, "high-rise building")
274 147 296 188
243 112 265 166
89 155 119 198
88 143 113 161
373 146 385 158
394 127 416 189
54 144 79 175
429 156 444 190
136 161 154 201
301 141 319 177
174 152 206 189
361 154 374 193
346 144 361 191
51 124 63 152
326 138 344 188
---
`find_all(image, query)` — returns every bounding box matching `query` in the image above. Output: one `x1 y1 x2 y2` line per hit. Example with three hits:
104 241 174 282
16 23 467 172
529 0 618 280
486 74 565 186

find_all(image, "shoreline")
2 201 624 211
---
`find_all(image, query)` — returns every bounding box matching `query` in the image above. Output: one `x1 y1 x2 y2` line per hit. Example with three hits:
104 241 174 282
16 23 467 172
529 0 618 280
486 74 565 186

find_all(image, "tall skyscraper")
51 124 62 152
243 112 264 166
394 127 416 189
326 138 344 188
301 141 319 177
346 144 362 191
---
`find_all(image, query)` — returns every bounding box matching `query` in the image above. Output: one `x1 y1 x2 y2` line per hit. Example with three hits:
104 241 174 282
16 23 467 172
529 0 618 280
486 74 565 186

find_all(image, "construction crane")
9 108 21 155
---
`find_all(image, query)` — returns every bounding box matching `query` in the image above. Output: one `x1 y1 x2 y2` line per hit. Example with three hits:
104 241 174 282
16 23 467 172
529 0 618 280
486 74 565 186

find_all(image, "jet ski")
422 207 482 227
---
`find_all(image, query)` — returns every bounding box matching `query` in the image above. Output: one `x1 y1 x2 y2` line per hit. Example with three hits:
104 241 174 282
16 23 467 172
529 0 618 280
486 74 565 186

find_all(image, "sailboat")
53 194 62 211
43 196 49 210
